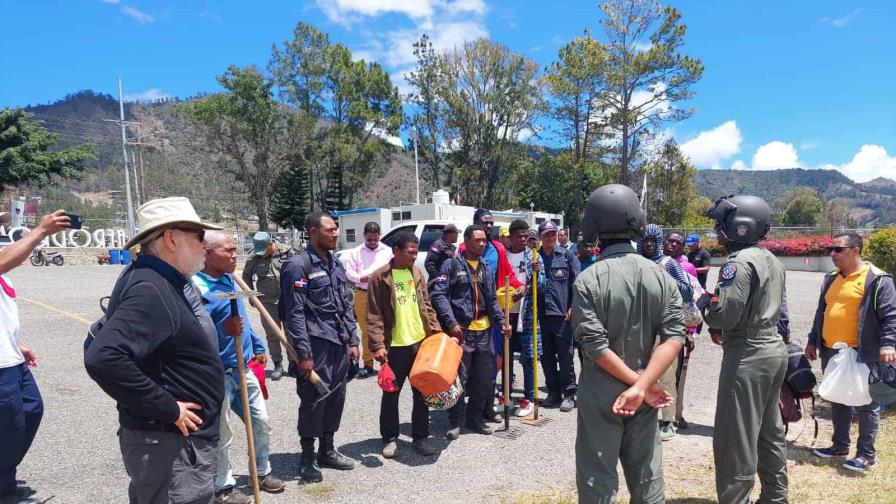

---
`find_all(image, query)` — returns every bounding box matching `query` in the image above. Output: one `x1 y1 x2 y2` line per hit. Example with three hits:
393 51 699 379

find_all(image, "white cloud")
731 160 748 171
819 8 863 28
120 5 153 24
821 145 896 183
751 141 801 170
317 0 486 27
124 88 171 103
382 20 488 68
680 120 743 169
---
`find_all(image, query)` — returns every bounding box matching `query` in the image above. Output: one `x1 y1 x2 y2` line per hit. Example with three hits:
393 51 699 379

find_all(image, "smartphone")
66 213 83 229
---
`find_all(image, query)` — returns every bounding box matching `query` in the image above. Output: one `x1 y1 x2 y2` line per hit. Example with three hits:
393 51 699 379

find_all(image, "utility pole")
130 151 142 206
413 124 420 204
136 126 146 203
117 78 135 237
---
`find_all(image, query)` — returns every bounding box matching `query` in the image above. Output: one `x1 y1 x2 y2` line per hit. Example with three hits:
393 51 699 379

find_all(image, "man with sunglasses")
696 194 788 504
805 233 896 472
85 197 225 504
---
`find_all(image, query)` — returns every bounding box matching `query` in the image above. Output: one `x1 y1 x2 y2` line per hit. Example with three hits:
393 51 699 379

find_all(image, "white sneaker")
515 399 534 417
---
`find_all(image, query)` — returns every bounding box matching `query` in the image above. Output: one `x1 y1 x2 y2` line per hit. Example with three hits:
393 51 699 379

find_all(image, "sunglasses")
172 227 206 242
825 246 853 254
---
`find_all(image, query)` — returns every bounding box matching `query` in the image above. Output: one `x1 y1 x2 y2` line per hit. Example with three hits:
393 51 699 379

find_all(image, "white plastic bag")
818 342 872 406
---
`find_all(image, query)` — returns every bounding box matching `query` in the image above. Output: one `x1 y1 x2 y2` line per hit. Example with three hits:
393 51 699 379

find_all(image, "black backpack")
785 343 817 396
779 343 818 438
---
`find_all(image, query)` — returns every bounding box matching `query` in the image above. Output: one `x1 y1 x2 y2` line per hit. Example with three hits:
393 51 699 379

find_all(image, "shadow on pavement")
676 422 713 438
336 437 384 468
666 499 716 504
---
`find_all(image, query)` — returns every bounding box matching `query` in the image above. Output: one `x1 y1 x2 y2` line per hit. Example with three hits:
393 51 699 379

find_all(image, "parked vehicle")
30 247 64 266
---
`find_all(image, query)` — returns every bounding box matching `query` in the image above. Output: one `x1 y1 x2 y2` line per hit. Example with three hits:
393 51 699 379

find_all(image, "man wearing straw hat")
85 197 225 504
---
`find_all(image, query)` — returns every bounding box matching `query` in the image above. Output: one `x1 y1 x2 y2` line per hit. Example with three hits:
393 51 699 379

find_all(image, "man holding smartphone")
0 210 71 503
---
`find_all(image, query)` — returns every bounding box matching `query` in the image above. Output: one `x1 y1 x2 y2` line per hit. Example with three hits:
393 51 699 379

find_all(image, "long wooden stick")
227 299 262 504
502 275 512 431
233 275 303 370
531 248 540 420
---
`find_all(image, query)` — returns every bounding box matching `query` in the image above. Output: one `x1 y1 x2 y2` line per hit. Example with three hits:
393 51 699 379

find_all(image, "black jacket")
424 238 456 281
85 255 224 439
429 254 505 331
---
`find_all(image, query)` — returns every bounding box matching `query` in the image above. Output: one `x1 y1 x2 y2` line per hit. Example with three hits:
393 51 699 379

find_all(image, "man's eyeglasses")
173 227 205 242
825 246 853 254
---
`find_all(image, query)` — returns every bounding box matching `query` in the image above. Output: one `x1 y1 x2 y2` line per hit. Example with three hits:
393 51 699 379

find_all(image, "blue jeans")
215 368 271 491
0 364 43 495
510 313 543 401
821 346 880 459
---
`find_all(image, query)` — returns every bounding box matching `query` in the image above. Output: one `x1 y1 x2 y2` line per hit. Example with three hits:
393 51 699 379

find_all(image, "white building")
331 190 564 250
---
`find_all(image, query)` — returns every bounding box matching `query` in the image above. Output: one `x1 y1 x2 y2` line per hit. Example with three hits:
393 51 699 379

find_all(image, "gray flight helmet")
581 184 647 243
707 194 771 248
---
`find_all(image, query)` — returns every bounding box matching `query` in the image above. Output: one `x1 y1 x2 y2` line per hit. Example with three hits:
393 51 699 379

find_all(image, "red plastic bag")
378 363 399 393
248 359 269 400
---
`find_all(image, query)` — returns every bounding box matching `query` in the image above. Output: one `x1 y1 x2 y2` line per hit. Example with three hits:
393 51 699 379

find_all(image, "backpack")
779 343 818 438
83 263 138 353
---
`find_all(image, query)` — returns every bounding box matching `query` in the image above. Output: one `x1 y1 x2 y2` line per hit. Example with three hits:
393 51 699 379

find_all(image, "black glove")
696 292 712 311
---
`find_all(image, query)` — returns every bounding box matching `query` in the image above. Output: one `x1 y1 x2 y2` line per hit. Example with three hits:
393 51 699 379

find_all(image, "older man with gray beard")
85 197 225 504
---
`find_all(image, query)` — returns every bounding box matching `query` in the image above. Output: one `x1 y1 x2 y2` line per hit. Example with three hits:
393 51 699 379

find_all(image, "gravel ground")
9 265 826 504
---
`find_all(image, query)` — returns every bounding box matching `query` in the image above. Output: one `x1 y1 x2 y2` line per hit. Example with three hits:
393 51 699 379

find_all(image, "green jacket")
703 245 786 342
571 242 686 372
242 245 294 300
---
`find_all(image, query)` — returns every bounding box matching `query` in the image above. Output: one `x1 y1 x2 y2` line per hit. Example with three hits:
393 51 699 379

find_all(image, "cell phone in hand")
65 213 82 229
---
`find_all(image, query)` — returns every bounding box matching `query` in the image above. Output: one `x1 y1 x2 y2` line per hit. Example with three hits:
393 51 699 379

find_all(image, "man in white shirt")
344 222 392 377
1 210 71 504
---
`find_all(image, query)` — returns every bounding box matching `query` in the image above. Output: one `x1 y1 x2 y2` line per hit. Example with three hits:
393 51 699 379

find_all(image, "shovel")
494 275 522 440
213 289 263 504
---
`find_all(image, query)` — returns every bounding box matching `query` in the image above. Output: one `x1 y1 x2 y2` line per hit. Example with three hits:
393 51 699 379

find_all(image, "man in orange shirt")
805 233 896 472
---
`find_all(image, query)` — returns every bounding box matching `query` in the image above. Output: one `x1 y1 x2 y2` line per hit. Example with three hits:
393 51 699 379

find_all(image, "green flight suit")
703 245 788 504
572 242 686 504
242 245 294 365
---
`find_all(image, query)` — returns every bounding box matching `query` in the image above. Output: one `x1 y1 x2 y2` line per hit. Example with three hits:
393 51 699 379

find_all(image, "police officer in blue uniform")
280 211 360 483
538 221 580 412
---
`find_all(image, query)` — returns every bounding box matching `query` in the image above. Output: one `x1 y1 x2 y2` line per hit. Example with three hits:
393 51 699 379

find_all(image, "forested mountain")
12 90 896 228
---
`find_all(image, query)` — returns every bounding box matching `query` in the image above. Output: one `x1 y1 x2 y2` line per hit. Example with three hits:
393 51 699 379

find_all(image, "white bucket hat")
124 197 222 250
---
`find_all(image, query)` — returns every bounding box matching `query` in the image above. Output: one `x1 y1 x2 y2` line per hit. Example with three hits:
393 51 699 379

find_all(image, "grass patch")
302 481 335 499
509 409 895 504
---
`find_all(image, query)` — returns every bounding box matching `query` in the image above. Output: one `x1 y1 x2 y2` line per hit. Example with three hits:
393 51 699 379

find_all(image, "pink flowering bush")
703 235 834 257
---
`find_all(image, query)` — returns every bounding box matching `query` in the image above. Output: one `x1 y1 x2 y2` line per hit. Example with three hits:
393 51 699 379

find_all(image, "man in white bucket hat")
85 197 227 504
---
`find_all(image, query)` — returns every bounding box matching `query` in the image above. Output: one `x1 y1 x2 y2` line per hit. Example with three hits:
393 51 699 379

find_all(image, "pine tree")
269 158 312 230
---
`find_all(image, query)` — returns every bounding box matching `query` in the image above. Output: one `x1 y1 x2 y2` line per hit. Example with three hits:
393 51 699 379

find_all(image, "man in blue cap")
537 220 580 412
686 234 711 290
243 231 295 380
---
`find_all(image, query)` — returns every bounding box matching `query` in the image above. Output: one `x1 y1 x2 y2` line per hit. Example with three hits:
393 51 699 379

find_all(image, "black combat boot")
299 438 323 483
317 432 355 470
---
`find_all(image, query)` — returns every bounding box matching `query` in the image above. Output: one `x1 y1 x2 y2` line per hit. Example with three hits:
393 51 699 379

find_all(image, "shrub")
702 235 834 257
865 227 896 275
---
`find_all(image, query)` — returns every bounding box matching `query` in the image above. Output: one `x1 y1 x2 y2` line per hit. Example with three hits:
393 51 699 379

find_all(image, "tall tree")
269 157 312 230
515 150 614 235
0 108 92 196
779 187 825 226
269 22 403 210
543 31 608 162
441 39 544 208
597 0 703 185
642 138 696 226
405 34 452 189
178 65 311 230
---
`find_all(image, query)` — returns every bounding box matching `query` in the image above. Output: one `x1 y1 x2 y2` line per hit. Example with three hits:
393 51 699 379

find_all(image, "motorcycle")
30 247 64 266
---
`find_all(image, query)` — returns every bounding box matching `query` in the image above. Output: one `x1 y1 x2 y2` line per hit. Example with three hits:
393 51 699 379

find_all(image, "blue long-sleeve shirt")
193 271 267 370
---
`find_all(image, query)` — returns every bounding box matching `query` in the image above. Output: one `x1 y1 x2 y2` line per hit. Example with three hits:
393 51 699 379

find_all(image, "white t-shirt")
506 250 528 314
0 275 23 369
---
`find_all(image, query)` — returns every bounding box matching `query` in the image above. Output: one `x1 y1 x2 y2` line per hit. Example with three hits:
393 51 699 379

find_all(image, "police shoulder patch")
720 263 737 281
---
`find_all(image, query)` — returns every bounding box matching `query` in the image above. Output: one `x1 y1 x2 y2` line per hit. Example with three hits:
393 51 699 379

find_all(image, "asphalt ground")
9 264 828 504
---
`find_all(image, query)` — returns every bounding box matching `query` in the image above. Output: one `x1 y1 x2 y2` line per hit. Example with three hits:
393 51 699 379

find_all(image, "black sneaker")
541 395 562 408
259 474 285 493
413 437 436 456
465 418 494 435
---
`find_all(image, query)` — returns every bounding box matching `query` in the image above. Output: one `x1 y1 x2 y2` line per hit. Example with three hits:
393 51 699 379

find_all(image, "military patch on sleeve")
720 263 737 281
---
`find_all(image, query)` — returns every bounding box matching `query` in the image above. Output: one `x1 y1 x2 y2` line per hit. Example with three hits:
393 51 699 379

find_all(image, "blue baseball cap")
538 221 559 236
685 234 700 246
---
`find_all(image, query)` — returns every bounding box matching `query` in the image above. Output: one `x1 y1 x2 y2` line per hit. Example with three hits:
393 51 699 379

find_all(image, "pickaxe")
231 276 343 408
213 289 263 504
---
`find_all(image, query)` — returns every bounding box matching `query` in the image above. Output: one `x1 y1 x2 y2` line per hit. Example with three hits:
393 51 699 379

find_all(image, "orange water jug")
409 332 463 395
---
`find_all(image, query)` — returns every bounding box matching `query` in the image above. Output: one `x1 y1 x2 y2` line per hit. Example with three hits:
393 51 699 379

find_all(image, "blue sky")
4 0 895 182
